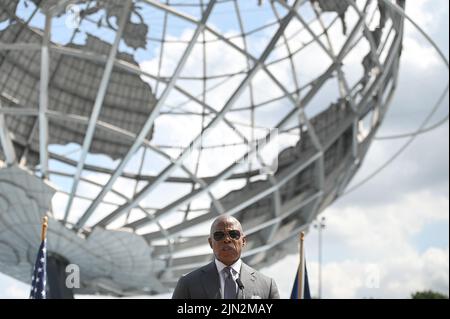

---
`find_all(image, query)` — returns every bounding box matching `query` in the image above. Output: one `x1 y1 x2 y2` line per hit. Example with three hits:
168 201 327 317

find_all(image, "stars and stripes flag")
29 238 47 299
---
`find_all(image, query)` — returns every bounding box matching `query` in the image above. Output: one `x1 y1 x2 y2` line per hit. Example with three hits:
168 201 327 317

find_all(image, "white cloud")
401 36 442 70
401 0 448 70
325 190 448 259
404 0 447 35
313 245 449 298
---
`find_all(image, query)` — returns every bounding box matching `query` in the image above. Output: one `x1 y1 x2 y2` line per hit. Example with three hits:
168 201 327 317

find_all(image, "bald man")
172 215 280 299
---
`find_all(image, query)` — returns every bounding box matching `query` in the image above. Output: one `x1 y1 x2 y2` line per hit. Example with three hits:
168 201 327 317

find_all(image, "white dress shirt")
215 258 242 299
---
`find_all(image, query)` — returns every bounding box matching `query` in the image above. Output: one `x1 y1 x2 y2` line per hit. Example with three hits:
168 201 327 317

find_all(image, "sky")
0 0 448 299
261 0 449 298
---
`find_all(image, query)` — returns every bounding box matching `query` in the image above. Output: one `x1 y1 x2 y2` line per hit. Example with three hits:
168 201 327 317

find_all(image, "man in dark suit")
172 215 280 299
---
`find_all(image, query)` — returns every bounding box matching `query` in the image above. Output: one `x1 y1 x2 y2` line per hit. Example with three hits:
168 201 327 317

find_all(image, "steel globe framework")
0 0 405 296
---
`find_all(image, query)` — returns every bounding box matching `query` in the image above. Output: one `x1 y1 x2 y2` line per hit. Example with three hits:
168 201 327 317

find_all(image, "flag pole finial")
41 216 48 241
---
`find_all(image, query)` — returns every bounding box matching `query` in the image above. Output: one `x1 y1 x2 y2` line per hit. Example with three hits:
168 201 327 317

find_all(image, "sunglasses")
213 230 241 241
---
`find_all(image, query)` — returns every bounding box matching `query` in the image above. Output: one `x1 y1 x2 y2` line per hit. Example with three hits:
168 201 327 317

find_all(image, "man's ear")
208 237 213 249
242 235 246 246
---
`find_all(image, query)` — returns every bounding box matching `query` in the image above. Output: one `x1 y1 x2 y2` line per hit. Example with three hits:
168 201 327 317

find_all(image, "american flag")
29 239 47 299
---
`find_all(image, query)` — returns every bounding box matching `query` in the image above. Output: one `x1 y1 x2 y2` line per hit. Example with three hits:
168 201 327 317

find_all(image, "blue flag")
30 239 47 299
290 262 311 299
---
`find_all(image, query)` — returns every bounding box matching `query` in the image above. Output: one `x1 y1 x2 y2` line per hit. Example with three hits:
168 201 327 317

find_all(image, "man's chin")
218 254 238 264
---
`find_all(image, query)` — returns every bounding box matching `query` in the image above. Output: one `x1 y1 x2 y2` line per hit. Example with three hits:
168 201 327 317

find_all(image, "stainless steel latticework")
0 0 405 296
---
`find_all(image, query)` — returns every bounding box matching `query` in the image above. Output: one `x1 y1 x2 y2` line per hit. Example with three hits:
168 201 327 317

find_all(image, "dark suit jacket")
172 261 280 299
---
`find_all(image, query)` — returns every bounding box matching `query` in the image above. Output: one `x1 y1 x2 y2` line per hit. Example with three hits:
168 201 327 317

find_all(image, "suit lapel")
200 261 221 299
238 262 256 299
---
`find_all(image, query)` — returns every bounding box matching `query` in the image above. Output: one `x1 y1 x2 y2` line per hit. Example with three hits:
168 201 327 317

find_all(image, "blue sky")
0 0 448 298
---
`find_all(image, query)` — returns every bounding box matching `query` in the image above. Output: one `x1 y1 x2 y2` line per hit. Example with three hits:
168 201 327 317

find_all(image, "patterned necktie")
223 267 236 299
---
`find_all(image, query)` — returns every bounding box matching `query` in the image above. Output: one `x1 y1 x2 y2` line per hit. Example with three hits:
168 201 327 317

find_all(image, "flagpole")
41 216 48 242
298 231 305 299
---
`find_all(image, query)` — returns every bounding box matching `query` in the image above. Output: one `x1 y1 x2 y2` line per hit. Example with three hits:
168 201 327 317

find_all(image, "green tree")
411 290 449 299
